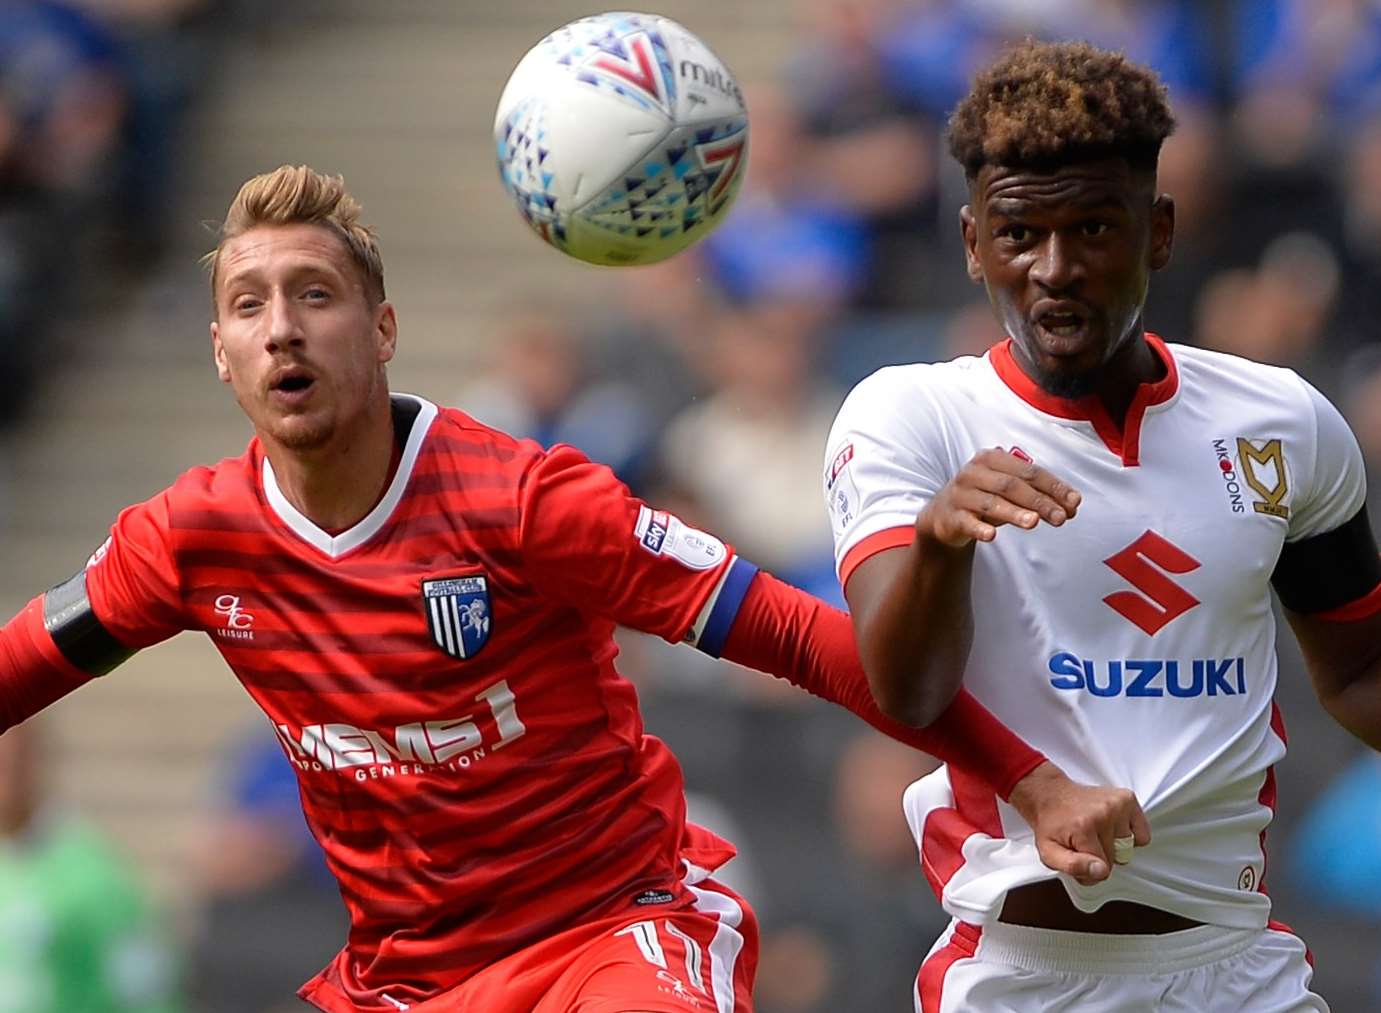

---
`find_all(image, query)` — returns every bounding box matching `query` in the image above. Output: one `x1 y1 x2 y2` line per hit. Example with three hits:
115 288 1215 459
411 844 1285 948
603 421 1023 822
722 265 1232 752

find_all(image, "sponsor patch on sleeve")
635 505 727 571
827 443 854 490
825 442 861 537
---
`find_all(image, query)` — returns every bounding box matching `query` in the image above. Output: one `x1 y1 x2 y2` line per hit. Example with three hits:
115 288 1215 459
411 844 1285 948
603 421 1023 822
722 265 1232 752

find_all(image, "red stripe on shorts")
916 922 981 1013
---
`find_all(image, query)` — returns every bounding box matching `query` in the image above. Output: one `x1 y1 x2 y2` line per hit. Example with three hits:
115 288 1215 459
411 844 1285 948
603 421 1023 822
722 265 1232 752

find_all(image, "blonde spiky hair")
205 165 385 309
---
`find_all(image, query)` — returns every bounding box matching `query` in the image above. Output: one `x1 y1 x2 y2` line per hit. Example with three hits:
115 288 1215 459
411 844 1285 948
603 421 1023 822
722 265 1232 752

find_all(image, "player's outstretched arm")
0 515 170 731
514 444 1145 878
0 593 105 732
719 569 1148 883
846 448 1081 726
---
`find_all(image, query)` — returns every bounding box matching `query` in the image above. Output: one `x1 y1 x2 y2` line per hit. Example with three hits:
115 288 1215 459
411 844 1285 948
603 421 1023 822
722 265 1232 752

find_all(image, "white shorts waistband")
977 921 1262 976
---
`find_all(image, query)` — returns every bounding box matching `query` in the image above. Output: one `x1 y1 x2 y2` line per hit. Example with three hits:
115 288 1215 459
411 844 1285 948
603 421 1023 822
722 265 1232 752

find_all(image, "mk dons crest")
1235 438 1290 519
422 576 491 659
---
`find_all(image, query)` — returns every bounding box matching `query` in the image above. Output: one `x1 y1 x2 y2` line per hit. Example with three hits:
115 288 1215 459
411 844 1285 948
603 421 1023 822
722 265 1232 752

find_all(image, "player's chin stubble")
238 389 335 451
1008 329 1103 400
268 411 335 451
1029 361 1101 399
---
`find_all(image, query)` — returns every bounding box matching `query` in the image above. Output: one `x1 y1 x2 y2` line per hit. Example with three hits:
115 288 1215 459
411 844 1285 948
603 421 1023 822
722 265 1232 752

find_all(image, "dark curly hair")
947 39 1175 179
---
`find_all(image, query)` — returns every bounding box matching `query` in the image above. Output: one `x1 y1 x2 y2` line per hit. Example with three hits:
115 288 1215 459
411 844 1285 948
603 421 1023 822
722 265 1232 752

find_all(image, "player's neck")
262 395 398 533
1093 329 1163 425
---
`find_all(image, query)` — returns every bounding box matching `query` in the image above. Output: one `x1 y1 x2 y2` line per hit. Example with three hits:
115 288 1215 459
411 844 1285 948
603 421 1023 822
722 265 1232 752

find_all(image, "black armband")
43 571 134 676
1271 507 1381 614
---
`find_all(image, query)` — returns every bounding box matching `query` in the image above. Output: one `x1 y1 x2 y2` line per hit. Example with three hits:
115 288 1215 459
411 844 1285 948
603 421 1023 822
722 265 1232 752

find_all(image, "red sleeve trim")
839 526 915 590
1315 579 1381 622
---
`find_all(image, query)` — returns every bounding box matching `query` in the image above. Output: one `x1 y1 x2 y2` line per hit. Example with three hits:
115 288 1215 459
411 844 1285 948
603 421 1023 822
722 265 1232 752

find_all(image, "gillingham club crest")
423 576 491 659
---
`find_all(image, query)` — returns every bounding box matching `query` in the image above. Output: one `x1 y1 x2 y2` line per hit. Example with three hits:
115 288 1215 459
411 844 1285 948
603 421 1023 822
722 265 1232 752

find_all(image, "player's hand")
915 448 1081 548
1007 761 1151 887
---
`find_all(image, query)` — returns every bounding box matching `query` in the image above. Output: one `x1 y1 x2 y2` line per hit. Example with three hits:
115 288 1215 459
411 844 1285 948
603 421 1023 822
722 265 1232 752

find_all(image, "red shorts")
403 877 758 1013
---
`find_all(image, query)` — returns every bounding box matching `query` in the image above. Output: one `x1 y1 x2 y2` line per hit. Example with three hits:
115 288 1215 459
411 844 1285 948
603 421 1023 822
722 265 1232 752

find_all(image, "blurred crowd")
6 0 1381 1010
0 0 224 427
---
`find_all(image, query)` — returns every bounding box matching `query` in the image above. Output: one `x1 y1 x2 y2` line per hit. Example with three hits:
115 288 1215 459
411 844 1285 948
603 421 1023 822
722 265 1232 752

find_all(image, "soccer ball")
494 11 749 267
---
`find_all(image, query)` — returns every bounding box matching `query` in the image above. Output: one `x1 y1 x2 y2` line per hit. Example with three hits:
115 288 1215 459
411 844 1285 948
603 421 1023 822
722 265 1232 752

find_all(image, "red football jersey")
82 395 754 1010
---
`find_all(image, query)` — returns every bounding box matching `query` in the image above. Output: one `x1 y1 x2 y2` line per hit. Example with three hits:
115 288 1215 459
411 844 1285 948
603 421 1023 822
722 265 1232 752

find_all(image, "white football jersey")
824 336 1369 929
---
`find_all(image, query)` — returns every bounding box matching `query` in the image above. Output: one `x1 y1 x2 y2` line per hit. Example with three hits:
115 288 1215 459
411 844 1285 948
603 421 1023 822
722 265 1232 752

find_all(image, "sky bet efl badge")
423 576 491 659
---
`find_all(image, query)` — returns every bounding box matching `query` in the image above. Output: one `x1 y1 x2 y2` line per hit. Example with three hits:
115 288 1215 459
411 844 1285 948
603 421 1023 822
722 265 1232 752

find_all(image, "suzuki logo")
1102 531 1201 635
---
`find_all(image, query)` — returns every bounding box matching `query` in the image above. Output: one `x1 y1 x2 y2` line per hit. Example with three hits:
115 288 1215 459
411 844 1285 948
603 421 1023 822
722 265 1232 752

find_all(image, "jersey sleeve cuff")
996 751 1048 802
1273 509 1381 613
1315 577 1381 623
838 526 915 589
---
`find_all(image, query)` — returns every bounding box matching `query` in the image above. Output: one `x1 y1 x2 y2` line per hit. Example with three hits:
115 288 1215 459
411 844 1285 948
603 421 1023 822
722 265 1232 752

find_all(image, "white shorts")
914 918 1328 1013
